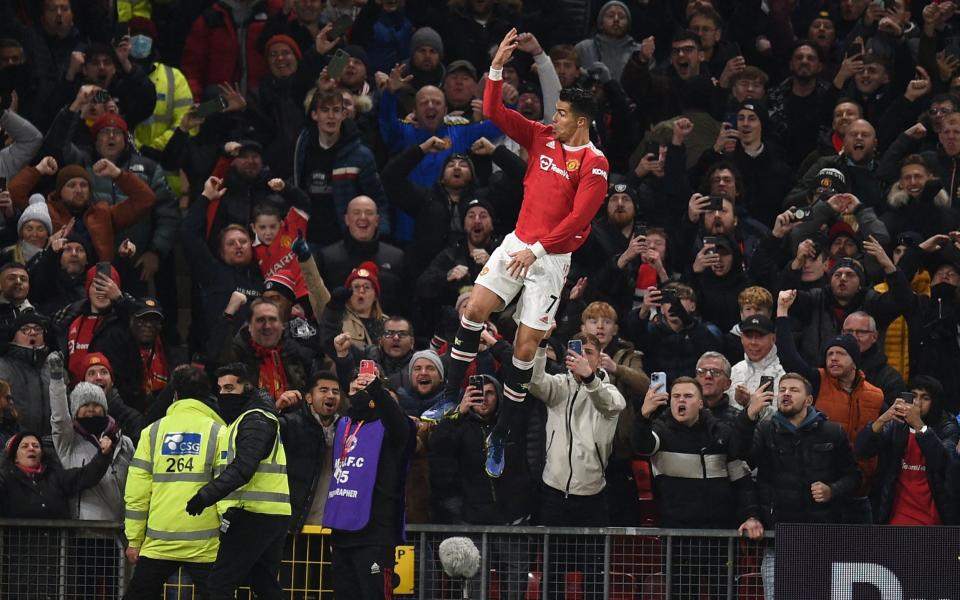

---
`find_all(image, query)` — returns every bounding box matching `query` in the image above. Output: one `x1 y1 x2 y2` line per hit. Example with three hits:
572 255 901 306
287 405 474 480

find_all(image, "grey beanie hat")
409 349 445 381
410 27 444 59
18 194 53 235
597 0 632 30
69 382 109 418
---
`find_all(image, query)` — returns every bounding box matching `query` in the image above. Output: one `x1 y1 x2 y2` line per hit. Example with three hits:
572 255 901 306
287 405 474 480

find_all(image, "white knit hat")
69 382 109 418
17 194 52 235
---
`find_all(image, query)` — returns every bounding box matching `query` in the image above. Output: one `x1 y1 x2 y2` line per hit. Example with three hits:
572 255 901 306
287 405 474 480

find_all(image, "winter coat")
530 347 625 496
292 119 391 240
0 345 51 435
630 314 723 382
0 446 110 518
575 33 642 83
0 108 42 179
879 181 960 241
8 165 157 261
430 404 535 525
278 402 336 532
729 347 787 419
634 409 759 528
786 154 884 213
736 408 862 527
859 344 906 408
49 376 133 522
350 1 413 74
218 325 317 399
181 0 284 99
416 236 501 309
181 193 264 330
26 247 86 317
855 414 959 524
318 234 405 313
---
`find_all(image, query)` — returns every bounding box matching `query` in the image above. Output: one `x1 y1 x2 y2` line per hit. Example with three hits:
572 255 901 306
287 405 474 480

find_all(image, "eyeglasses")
671 45 699 55
841 328 874 337
929 107 954 116
382 331 411 339
696 367 727 378
18 325 43 334
351 283 374 292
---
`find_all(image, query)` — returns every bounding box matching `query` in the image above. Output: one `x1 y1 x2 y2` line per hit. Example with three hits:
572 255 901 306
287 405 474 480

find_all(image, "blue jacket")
292 119 390 238
378 89 501 240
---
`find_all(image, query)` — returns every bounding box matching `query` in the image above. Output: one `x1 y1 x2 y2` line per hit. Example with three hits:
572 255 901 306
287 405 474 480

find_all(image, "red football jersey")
483 74 609 256
254 207 309 298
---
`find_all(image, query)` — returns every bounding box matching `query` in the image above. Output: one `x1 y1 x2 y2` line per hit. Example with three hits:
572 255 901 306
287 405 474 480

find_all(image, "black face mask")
218 393 248 423
76 415 109 436
348 390 373 417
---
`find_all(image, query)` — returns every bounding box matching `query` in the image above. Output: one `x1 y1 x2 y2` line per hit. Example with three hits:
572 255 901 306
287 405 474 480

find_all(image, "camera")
92 89 111 104
791 207 812 221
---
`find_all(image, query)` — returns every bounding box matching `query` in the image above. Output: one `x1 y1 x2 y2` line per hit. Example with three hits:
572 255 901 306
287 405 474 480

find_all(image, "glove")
292 229 311 262
327 286 353 310
185 492 206 516
588 61 611 84
46 351 65 380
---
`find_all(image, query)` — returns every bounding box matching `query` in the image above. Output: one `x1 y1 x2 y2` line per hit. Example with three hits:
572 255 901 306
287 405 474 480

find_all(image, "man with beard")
735 372 862 599
129 298 172 408
767 42 834 167
318 196 404 314
389 26 445 116
0 313 52 435
293 88 389 244
787 120 885 211
8 155 156 262
879 111 960 208
186 363 291 600
417 198 500 311
323 367 413 600
0 263 34 345
57 41 156 128
797 99 863 176
398 349 445 418
45 89 178 296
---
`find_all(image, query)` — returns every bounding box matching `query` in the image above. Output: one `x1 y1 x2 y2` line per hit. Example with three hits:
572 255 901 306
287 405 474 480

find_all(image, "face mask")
76 415 109 436
130 35 153 59
218 393 247 423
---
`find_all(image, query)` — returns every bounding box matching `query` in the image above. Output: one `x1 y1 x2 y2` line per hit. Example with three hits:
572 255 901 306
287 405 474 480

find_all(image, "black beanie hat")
823 334 861 369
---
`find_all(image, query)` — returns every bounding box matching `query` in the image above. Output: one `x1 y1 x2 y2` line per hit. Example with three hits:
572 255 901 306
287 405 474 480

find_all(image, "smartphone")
92 89 111 104
644 140 661 157
359 360 376 376
327 48 351 80
96 261 112 277
708 195 724 211
703 236 717 255
650 371 667 391
567 339 583 356
328 15 353 40
759 376 775 392
634 222 648 237
195 95 227 118
899 391 915 405
468 375 484 390
846 41 864 58
724 112 738 129
660 289 677 307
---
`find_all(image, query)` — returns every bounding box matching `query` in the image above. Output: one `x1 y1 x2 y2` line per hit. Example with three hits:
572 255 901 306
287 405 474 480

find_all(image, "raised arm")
483 29 546 149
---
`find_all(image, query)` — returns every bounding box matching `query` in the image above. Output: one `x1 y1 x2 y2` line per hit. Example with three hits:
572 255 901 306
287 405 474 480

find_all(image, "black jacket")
318 234 405 314
855 414 959 524
214 320 317 399
279 402 333 532
0 449 110 518
195 390 280 508
416 236 501 308
26 247 86 317
633 409 759 528
859 344 906 408
736 408 862 527
430 398 534 525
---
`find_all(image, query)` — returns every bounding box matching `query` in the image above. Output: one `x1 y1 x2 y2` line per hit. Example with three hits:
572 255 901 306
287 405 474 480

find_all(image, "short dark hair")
688 5 723 29
309 87 345 114
558 87 597 123
700 160 744 199
307 370 340 392
216 362 252 386
384 315 414 335
251 203 282 221
931 92 960 108
900 153 933 174
908 375 943 402
171 365 211 401
672 29 702 50
780 372 814 396
791 39 825 64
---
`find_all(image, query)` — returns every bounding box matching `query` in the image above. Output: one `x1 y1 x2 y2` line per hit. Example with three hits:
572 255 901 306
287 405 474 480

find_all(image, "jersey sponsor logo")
566 159 580 171
591 168 608 179
161 433 202 456
539 155 570 180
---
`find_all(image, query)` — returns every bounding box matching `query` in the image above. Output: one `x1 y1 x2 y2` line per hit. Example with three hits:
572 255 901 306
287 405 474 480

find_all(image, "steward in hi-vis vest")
124 366 224 599
185 363 291 600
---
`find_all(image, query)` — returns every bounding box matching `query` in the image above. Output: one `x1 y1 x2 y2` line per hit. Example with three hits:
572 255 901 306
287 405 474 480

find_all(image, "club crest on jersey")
566 159 580 171
538 155 570 180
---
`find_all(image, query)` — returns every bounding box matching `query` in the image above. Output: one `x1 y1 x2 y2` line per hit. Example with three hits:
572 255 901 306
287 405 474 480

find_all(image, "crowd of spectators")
2 0 960 596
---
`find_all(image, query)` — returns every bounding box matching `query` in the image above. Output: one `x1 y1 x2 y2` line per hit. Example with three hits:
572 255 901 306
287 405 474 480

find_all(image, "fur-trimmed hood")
887 179 950 209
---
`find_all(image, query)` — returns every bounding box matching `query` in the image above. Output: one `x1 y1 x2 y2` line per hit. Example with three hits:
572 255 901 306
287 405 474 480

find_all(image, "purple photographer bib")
322 418 385 531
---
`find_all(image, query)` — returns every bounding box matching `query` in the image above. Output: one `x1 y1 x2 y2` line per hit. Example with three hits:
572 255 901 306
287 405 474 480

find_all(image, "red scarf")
831 131 844 153
16 463 44 477
139 339 169 394
67 314 104 383
251 339 288 400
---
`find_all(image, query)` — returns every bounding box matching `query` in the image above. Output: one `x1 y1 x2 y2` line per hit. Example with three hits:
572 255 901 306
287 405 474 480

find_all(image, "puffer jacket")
633 409 758 528
49 376 133 522
874 269 930 381
530 347 625 496
855 414 960 524
736 408 862 527
0 345 51 435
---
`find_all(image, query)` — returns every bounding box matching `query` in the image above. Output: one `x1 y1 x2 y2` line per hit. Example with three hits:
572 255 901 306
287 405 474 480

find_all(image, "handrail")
0 518 122 530
406 523 776 538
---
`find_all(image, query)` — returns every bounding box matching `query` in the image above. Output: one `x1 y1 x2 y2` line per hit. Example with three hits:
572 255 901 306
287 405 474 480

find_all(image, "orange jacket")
815 368 884 493
9 166 156 261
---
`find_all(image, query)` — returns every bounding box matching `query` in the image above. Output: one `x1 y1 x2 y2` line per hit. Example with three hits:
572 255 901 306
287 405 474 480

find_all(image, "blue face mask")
130 35 153 59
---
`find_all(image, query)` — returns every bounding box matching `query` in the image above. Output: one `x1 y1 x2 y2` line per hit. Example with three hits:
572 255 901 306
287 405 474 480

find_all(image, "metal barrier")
0 520 772 599
0 519 127 600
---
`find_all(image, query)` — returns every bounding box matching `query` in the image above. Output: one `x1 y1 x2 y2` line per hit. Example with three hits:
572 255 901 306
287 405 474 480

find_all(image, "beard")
608 211 633 229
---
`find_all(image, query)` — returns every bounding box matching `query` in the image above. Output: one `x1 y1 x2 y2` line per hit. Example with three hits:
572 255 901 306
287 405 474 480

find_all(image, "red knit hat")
265 34 302 61
84 264 121 292
90 113 128 137
344 261 380 297
68 351 115 385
